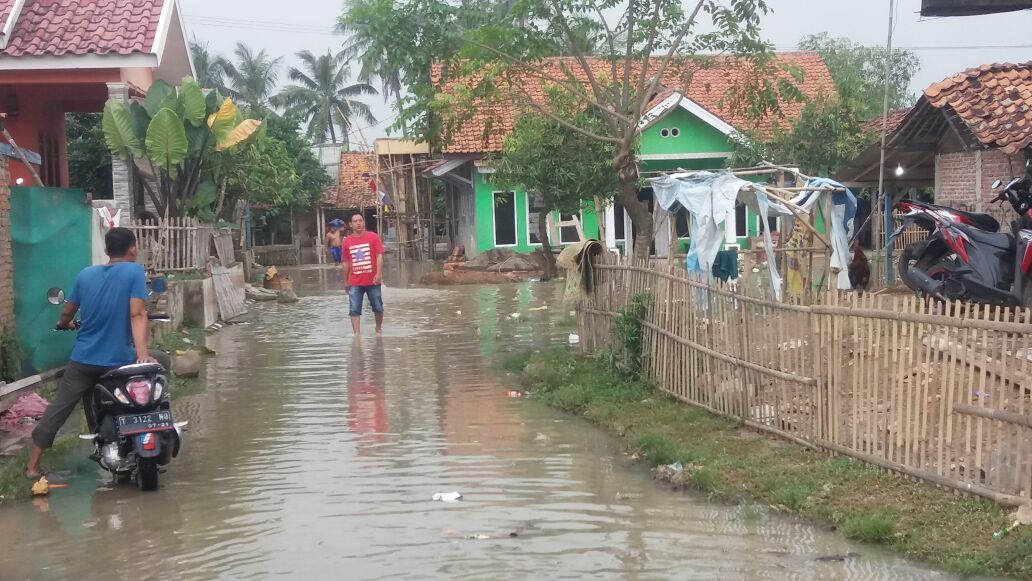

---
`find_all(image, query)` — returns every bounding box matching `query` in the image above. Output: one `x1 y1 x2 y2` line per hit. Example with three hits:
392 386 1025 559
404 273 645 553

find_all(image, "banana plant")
102 76 262 218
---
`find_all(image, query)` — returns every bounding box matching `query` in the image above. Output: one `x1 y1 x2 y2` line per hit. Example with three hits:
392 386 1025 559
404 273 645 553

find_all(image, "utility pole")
877 0 895 284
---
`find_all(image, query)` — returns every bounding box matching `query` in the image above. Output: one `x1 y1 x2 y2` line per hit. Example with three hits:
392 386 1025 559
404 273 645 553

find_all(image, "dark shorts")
348 285 384 317
330 247 342 263
32 351 172 449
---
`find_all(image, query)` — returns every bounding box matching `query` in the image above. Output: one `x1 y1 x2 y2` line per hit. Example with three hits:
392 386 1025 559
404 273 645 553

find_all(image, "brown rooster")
848 240 871 294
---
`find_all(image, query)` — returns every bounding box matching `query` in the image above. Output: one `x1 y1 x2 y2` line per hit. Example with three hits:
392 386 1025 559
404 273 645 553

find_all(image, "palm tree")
273 50 378 147
225 42 283 109
189 41 232 94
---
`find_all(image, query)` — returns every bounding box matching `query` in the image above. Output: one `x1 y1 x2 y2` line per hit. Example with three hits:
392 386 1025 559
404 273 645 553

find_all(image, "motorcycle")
46 277 186 491
893 164 1032 306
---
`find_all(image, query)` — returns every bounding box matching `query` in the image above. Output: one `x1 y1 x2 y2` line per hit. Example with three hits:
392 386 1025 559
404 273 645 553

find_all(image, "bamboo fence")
578 255 1032 505
126 217 220 272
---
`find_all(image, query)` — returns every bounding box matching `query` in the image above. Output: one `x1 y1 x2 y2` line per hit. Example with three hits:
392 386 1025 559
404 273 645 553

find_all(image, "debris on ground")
431 491 463 502
0 393 49 433
465 534 491 540
993 503 1032 540
31 477 49 496
245 284 279 302
528 306 548 312
568 333 580 345
461 248 547 273
814 553 861 562
505 390 523 398
653 462 697 490
263 266 293 291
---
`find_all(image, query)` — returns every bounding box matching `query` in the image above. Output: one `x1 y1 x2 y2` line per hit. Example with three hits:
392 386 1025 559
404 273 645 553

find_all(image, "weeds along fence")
578 255 1032 505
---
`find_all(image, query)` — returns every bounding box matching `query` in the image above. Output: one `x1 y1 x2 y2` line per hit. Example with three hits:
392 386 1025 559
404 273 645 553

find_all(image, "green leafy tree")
262 112 333 209
225 43 283 109
67 113 113 198
102 78 262 218
798 33 920 120
493 104 617 277
189 41 233 94
273 50 378 146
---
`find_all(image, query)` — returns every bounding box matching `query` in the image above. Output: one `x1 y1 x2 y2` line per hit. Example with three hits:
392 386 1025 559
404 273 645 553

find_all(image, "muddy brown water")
0 266 972 580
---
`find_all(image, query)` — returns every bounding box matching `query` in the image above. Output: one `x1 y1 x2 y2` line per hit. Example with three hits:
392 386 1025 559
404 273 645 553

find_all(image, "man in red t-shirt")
342 213 385 334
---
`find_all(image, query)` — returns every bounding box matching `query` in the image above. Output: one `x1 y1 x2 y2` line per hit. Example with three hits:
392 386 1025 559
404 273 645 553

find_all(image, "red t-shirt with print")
343 231 384 286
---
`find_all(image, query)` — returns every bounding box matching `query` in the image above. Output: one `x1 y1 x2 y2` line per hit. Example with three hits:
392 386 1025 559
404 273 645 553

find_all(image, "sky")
178 0 1032 144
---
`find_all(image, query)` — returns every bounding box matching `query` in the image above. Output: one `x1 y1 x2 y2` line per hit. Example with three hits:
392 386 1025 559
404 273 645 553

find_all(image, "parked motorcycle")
894 164 1032 306
46 278 186 491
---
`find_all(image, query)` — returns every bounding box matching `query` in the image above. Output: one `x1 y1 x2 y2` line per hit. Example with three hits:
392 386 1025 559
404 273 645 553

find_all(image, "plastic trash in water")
668 462 684 473
31 477 50 496
568 333 580 345
505 390 523 398
466 534 491 540
432 491 463 502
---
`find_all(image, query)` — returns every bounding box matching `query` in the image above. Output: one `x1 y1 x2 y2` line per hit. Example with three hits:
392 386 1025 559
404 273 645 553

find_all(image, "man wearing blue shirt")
26 227 165 479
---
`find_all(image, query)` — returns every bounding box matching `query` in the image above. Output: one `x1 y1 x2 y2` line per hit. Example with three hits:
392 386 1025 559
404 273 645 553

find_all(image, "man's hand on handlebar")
54 320 79 331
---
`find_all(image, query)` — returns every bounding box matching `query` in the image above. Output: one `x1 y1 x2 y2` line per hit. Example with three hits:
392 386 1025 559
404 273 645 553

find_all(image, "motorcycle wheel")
898 244 950 293
136 458 159 491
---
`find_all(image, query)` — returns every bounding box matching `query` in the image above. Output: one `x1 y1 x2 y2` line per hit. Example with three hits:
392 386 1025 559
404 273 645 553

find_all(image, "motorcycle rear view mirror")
46 287 65 305
992 179 1003 189
150 277 168 294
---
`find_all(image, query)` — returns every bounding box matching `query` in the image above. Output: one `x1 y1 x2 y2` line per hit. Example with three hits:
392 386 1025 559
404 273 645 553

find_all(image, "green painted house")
427 54 835 257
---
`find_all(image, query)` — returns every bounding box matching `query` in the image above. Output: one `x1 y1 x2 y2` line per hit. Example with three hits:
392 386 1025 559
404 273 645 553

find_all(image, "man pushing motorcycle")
26 227 170 480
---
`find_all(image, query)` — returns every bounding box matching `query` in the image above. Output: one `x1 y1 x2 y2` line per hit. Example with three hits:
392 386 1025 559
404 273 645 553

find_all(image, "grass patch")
150 324 206 355
514 347 1032 579
0 417 88 505
844 511 898 543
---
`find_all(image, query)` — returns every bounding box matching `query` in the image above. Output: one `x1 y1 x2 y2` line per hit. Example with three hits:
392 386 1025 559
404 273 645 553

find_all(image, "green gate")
11 187 91 373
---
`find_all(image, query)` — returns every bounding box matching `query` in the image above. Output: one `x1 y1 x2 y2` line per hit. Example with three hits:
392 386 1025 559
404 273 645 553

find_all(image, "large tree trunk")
614 147 652 260
538 208 557 280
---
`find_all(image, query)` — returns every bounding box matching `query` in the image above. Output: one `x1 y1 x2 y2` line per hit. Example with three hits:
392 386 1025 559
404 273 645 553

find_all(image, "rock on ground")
277 289 299 303
461 248 547 272
172 350 202 378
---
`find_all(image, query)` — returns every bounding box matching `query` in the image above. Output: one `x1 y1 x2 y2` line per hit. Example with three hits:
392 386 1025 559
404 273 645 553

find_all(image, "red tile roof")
924 62 1032 154
324 151 378 209
862 108 911 136
0 0 164 57
431 53 835 154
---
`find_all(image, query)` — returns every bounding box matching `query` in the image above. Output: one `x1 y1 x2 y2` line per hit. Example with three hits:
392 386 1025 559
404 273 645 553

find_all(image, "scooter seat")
953 209 1000 232
960 224 1013 250
100 362 164 379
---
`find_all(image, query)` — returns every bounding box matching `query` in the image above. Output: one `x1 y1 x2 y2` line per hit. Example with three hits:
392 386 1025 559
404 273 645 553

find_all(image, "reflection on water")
0 265 962 580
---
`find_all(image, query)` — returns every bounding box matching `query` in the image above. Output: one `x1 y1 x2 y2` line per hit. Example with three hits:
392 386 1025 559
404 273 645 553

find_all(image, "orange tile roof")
324 151 378 209
924 62 1032 154
431 53 836 154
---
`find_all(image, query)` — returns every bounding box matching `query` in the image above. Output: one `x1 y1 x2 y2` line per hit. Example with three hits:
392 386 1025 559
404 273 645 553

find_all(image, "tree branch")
636 0 708 127
510 87 622 144
547 0 610 110
630 0 667 118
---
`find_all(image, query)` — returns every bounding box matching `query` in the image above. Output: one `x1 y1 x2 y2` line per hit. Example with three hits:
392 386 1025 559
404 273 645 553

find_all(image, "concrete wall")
0 157 14 335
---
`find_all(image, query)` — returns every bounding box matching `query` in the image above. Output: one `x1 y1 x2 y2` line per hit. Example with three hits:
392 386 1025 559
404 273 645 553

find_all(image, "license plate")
117 411 174 435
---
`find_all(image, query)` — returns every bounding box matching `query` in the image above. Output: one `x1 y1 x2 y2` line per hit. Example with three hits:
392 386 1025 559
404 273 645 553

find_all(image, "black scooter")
46 278 186 491
894 165 1032 306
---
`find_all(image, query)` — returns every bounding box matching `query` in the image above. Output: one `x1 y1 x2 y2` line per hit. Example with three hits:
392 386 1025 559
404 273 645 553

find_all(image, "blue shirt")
68 262 148 367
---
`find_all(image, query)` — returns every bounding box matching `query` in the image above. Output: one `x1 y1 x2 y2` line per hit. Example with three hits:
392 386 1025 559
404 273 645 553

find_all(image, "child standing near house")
326 221 344 264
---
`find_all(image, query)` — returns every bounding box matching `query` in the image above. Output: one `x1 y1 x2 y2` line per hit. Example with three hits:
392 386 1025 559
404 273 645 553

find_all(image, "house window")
658 127 681 138
614 200 626 241
527 194 545 244
675 208 690 238
660 128 670 138
670 127 681 137
559 212 581 244
493 192 517 246
735 205 748 237
757 214 779 234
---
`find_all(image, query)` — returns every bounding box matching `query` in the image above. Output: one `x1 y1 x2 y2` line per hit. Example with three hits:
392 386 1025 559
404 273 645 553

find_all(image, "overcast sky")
179 0 1032 144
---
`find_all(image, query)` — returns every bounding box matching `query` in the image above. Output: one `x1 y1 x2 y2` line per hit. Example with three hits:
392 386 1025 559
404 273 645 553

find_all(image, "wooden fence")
578 256 1032 505
125 218 235 272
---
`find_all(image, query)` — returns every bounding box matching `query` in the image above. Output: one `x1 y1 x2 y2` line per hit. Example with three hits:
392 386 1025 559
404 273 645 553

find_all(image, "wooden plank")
211 265 247 321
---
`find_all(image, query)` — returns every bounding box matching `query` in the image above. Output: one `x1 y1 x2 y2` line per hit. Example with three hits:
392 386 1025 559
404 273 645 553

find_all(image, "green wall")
640 107 729 156
474 170 600 253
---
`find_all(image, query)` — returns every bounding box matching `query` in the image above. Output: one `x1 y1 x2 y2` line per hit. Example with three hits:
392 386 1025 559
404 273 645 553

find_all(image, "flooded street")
0 266 961 580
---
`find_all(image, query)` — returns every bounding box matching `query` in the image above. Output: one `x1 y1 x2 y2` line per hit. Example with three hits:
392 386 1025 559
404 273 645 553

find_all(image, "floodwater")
0 266 965 580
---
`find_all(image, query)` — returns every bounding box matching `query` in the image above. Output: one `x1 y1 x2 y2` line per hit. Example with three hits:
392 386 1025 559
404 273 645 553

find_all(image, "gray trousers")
32 352 172 449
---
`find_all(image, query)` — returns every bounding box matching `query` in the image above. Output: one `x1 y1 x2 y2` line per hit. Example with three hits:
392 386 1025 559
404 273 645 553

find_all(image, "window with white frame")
735 205 748 237
493 192 517 246
527 194 545 245
559 212 582 244
613 201 626 241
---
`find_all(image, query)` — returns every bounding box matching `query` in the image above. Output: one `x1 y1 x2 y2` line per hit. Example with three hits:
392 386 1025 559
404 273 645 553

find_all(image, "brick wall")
0 156 15 335
935 149 1027 225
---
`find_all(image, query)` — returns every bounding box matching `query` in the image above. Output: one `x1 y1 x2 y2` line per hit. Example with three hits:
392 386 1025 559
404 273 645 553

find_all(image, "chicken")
848 240 871 294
